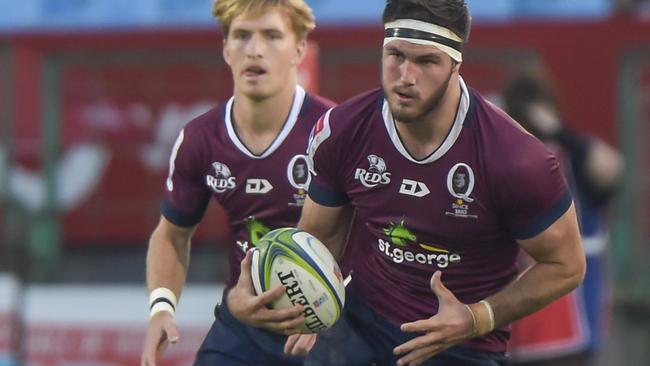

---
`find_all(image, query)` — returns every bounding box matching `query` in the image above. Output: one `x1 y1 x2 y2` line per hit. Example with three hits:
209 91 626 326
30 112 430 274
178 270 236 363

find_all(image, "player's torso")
202 89 330 284
337 88 519 307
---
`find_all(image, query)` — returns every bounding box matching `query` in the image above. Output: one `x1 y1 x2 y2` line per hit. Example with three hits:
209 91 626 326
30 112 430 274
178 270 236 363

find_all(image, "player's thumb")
164 323 180 344
238 249 253 281
430 271 454 304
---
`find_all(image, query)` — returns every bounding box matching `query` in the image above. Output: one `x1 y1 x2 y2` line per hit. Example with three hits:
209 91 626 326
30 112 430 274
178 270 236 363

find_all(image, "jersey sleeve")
161 129 210 227
307 109 349 207
496 135 572 240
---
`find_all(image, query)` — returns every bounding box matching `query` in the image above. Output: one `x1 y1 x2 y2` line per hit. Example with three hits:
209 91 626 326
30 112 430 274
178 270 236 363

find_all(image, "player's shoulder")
322 88 383 137
306 93 336 113
330 88 383 122
307 89 382 160
182 103 225 139
469 88 545 150
468 88 555 173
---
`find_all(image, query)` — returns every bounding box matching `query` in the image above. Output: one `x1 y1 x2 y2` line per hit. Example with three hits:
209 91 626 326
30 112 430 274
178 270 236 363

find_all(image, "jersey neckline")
225 85 306 159
382 76 470 164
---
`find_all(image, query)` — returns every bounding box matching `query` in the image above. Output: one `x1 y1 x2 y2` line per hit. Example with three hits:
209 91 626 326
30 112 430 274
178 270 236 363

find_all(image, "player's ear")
293 39 307 66
222 39 231 65
452 60 462 73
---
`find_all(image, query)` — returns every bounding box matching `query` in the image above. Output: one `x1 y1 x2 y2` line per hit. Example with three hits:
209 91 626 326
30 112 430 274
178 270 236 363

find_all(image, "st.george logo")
206 162 236 193
355 154 391 188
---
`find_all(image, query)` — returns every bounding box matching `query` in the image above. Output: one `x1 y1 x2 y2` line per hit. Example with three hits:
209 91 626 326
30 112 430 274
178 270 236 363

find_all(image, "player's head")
381 0 471 123
213 0 315 100
503 73 561 140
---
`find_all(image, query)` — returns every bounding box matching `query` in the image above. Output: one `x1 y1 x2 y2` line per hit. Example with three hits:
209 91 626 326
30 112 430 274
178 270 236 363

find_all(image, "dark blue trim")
514 191 573 240
161 198 207 228
299 93 312 118
307 182 349 207
463 88 478 128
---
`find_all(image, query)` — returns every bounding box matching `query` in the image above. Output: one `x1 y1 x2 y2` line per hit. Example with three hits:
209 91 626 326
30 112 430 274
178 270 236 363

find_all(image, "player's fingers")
283 334 300 354
163 323 180 344
256 284 289 307
396 343 442 366
394 333 442 356
400 318 441 333
261 315 306 334
237 250 254 284
142 328 163 366
430 271 457 305
291 333 317 355
254 304 305 323
155 339 169 362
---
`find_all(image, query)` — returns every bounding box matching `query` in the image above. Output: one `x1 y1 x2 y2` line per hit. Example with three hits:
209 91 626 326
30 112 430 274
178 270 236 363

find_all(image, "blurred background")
0 0 649 365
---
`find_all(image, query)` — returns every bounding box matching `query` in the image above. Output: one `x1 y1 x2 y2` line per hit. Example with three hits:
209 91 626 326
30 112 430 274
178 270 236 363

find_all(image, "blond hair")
213 0 316 40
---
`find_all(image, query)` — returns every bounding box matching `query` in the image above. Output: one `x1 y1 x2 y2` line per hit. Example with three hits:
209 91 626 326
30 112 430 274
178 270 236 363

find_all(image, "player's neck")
395 77 461 160
231 82 297 155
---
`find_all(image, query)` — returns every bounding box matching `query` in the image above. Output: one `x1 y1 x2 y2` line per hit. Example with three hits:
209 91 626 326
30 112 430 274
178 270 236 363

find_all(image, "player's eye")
390 52 405 61
266 31 282 40
419 59 438 65
232 31 250 40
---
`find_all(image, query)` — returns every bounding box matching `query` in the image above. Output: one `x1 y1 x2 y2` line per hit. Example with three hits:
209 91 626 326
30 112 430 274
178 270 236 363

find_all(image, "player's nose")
398 60 417 85
245 33 264 58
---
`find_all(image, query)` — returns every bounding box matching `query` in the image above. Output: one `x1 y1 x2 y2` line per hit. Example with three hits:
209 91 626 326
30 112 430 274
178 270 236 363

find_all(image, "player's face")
223 9 305 101
382 40 457 123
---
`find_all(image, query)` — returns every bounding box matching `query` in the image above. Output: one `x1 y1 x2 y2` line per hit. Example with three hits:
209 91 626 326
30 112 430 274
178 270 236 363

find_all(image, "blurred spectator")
616 0 650 17
503 72 624 365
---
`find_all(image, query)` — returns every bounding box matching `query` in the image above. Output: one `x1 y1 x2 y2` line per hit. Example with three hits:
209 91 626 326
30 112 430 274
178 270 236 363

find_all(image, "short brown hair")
213 0 316 40
382 0 471 43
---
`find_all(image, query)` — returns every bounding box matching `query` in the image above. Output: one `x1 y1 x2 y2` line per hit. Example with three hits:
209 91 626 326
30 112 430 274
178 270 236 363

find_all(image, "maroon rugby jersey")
163 86 333 287
307 78 571 353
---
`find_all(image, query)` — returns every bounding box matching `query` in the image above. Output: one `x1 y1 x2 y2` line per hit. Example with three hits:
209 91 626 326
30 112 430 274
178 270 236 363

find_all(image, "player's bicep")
162 129 210 227
516 203 585 278
298 197 349 259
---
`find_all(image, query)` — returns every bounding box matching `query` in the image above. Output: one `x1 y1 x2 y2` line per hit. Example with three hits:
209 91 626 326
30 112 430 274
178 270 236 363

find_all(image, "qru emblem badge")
287 154 310 206
445 163 478 219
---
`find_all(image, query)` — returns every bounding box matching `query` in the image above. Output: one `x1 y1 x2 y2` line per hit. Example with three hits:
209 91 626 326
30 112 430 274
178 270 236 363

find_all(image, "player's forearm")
297 198 351 260
478 259 584 331
146 226 191 298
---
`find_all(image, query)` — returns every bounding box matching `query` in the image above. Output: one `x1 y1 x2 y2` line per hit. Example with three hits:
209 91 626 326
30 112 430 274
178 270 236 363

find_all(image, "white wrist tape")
479 300 495 332
149 287 177 318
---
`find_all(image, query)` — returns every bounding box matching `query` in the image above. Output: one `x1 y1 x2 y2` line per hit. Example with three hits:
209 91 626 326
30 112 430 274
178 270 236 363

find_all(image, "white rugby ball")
250 227 345 333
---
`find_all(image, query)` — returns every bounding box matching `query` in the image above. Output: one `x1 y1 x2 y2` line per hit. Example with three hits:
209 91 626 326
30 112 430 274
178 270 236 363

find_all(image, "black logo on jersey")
206 162 236 193
355 154 391 188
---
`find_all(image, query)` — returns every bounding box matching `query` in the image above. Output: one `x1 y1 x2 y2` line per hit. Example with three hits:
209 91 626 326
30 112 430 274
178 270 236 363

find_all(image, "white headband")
384 19 463 62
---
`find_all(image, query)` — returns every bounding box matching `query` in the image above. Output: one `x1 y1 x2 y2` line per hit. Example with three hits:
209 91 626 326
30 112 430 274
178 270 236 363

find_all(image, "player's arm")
283 196 352 357
142 215 196 366
394 204 585 366
297 196 352 260
479 202 585 329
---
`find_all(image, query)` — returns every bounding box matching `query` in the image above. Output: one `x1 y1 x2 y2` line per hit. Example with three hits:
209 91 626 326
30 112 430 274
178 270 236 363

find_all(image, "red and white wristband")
149 287 177 319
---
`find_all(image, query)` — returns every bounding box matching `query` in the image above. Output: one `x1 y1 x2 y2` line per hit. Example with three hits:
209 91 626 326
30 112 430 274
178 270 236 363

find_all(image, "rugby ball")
250 227 345 333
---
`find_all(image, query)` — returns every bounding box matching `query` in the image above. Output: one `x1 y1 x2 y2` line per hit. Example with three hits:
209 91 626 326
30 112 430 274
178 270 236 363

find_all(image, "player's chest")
202 150 311 207
344 149 497 231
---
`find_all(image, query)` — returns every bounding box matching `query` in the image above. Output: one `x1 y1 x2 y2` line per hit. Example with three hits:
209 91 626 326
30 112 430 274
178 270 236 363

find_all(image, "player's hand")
393 271 475 366
227 249 306 335
284 333 317 356
141 311 179 366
